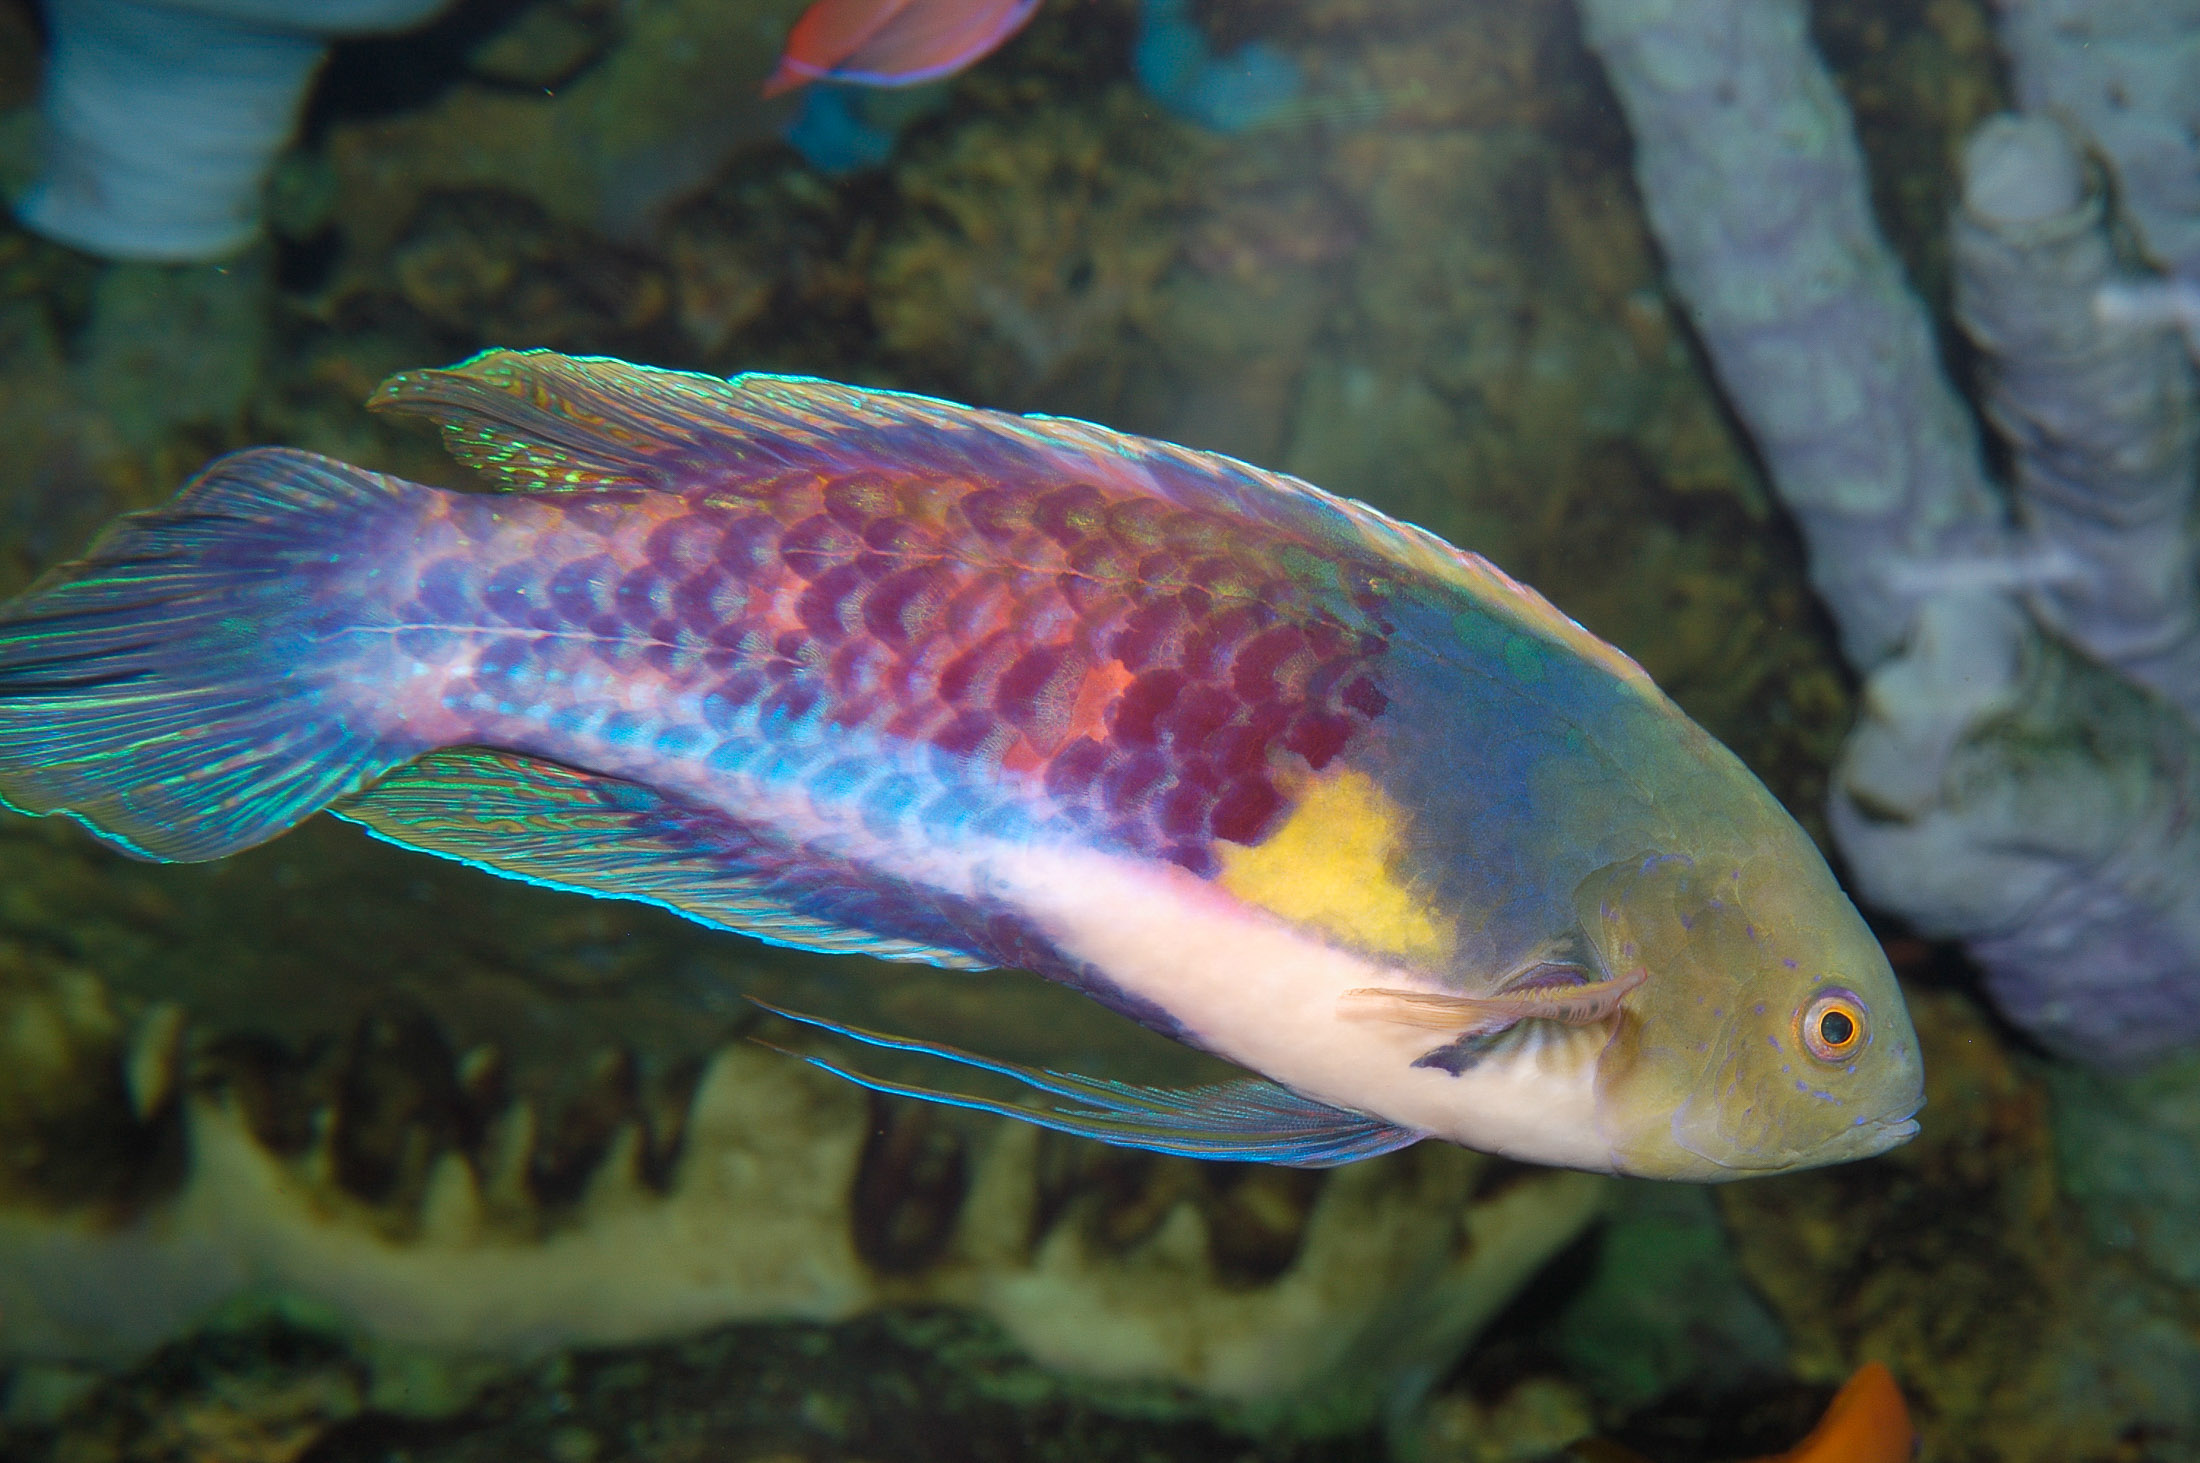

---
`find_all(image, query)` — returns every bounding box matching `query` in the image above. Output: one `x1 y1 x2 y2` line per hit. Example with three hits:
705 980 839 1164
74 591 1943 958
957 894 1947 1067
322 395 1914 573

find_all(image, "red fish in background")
1570 1363 1918 1463
763 0 1044 95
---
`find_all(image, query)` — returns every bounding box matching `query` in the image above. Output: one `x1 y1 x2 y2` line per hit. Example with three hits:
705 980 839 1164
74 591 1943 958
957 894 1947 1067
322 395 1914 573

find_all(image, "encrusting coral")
0 949 1606 1436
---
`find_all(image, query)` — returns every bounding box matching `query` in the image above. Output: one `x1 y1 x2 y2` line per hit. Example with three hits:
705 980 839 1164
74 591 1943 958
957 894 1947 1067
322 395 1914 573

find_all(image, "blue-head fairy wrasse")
0 351 1922 1177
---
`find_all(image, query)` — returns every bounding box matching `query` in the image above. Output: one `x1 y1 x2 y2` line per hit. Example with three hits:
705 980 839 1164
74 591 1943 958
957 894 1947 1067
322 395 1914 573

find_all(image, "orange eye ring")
1801 989 1867 1063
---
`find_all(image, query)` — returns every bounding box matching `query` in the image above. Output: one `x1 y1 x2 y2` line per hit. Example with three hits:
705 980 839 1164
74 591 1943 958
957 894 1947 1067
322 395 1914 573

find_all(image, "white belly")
990 845 1620 1172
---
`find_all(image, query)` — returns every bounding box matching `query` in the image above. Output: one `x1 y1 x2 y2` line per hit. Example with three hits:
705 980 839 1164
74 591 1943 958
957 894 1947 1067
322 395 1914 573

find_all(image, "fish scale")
368 452 1390 888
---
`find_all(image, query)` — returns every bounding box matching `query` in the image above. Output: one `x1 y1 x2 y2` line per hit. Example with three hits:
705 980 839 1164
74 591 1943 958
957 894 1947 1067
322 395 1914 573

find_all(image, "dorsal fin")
367 349 1655 693
368 350 744 490
333 747 991 970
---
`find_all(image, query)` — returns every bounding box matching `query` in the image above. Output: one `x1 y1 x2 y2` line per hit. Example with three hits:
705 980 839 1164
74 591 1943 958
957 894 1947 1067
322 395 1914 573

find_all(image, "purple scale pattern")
400 458 1393 876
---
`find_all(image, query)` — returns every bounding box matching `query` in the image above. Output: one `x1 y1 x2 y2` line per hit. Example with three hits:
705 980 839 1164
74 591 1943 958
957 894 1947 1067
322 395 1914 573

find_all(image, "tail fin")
0 447 427 862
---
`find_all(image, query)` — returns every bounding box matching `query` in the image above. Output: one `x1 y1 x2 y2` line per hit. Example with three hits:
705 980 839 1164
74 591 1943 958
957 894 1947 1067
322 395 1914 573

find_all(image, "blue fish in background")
784 86 910 175
1133 0 1302 134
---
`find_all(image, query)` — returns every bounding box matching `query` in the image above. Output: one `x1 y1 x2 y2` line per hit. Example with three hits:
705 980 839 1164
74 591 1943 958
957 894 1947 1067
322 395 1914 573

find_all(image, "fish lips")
1669 1090 1924 1177
1867 1093 1926 1146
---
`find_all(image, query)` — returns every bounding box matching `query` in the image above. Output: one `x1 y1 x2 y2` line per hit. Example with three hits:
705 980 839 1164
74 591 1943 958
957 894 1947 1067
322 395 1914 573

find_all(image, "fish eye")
1800 989 1867 1063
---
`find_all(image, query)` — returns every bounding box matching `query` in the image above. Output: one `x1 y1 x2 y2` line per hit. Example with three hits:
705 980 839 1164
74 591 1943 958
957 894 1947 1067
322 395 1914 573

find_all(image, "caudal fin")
0 447 427 861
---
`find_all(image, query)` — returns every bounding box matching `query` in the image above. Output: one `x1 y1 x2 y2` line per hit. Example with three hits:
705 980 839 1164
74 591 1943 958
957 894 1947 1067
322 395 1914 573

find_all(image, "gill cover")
1581 849 1920 1179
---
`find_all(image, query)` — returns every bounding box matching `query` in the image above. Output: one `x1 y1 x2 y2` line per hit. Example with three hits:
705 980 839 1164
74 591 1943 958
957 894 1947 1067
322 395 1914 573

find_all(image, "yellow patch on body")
1214 769 1448 961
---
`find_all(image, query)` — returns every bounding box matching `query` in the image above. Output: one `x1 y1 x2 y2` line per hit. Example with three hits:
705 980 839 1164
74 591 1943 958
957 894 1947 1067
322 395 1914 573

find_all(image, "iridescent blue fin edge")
0 448 423 862
753 1001 1424 1168
334 748 993 970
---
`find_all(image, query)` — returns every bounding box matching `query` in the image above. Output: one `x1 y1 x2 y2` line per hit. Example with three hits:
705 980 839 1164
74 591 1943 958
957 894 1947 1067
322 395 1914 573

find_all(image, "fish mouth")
1863 1095 1925 1148
1664 1090 1924 1176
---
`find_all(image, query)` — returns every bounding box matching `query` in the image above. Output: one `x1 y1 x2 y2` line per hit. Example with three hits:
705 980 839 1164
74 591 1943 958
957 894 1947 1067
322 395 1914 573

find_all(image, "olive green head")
1578 845 1922 1181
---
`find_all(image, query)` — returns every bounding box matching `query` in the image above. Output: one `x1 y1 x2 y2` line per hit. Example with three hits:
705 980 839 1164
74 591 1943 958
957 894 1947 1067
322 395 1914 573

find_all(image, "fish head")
1577 846 1922 1180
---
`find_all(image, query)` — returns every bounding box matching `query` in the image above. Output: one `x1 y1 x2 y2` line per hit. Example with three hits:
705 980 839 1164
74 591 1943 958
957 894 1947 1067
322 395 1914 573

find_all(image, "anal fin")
755 1000 1423 1168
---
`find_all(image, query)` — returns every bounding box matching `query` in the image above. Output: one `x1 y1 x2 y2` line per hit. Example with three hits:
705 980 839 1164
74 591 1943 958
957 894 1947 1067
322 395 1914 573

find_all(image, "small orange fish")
1570 1363 1917 1463
1755 1363 1916 1463
764 0 1043 96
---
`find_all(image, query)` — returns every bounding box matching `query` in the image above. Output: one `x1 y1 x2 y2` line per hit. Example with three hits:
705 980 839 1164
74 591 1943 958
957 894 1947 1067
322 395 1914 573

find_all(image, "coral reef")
1577 0 2004 672
1569 10 2200 1454
1994 0 2200 281
866 83 1200 414
0 944 1607 1443
16 1313 1401 1463
19 0 2186 1459
311 0 812 266
2055 1051 2200 1295
1717 981 2200 1463
783 83 953 176
1132 0 1302 135
1807 0 2006 313
1547 1184 1785 1416
1275 0 1841 827
1580 0 2200 1067
1953 113 2200 718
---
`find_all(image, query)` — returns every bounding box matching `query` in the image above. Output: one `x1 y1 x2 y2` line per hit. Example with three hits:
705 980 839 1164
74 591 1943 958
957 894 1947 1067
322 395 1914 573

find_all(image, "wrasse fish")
763 0 1042 96
1571 1362 1918 1463
0 351 1923 1178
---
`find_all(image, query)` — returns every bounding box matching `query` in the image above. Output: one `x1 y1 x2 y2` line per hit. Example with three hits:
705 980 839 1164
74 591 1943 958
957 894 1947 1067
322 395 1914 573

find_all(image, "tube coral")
1579 0 2200 1065
16 0 454 261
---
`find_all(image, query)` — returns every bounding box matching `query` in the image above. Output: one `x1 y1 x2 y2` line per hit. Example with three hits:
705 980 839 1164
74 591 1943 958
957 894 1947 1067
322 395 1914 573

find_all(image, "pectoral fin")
754 1001 1423 1168
1339 964 1646 1035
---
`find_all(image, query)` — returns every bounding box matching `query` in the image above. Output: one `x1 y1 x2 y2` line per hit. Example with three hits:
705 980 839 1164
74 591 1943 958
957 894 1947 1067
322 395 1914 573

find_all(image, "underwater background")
0 0 2197 1459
